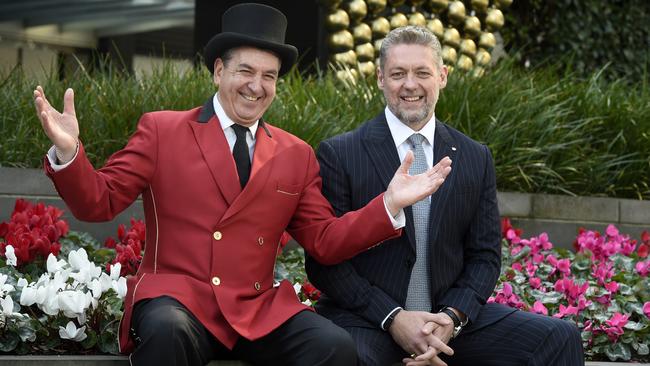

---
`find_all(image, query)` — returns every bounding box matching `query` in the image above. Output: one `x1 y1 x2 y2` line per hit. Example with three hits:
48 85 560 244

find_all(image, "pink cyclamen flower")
604 281 619 294
606 312 630 328
636 260 650 276
511 262 523 272
553 304 579 319
532 301 548 315
643 302 650 319
606 224 619 237
529 277 541 289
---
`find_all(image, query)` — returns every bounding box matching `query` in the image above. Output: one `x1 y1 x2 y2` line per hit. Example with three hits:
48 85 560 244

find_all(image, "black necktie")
231 124 251 188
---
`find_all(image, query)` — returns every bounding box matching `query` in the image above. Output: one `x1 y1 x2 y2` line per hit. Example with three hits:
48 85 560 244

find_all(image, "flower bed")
1 199 648 361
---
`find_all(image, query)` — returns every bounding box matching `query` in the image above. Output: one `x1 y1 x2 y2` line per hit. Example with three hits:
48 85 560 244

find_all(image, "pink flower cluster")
0 199 68 265
491 218 650 347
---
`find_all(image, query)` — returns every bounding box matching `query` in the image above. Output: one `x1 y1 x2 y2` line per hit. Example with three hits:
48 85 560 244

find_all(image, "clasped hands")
389 310 455 366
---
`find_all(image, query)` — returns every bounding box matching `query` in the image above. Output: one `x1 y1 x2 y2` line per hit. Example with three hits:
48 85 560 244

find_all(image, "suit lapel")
362 113 417 250
221 120 277 222
427 120 459 244
190 99 241 207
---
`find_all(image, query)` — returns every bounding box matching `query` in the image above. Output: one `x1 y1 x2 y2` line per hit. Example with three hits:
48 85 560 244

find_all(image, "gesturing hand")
33 86 79 163
384 153 452 216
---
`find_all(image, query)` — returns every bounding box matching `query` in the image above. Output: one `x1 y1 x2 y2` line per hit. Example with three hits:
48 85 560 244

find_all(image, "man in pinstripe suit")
306 26 584 366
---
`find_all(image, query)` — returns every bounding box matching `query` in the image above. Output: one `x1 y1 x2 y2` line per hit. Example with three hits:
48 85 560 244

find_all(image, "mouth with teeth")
241 93 261 102
401 96 423 103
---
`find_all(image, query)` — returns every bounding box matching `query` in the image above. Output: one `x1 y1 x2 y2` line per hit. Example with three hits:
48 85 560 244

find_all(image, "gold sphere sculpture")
478 32 496 50
356 42 376 61
409 12 427 26
358 61 376 77
459 38 477 57
485 8 505 31
471 66 485 78
390 13 409 29
346 0 368 24
372 17 391 38
457 54 474 71
470 0 489 13
427 0 449 14
325 9 350 31
367 0 387 14
331 50 358 66
441 45 458 64
353 23 373 44
464 16 481 38
475 48 491 66
336 68 360 83
328 30 355 52
442 27 461 48
447 1 467 25
427 18 444 39
495 0 513 9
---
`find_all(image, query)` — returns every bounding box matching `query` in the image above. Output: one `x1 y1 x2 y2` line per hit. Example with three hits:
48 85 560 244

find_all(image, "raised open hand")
33 86 79 163
384 153 452 215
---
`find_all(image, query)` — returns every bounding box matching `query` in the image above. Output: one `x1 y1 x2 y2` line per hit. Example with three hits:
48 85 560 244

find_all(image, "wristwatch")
439 307 467 338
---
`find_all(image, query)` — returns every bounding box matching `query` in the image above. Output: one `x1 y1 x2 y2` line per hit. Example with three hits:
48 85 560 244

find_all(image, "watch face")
452 325 463 338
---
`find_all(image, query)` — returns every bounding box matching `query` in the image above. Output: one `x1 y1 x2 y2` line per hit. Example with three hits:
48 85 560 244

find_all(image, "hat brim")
204 32 298 76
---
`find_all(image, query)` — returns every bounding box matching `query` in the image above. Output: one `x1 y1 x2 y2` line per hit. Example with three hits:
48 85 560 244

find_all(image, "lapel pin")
451 146 457 151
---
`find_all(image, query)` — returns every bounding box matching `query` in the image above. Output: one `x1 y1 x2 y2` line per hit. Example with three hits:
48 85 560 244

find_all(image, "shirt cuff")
383 195 406 229
381 307 403 330
47 145 78 172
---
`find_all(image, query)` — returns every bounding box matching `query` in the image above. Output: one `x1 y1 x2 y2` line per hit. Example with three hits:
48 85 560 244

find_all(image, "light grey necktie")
405 133 432 311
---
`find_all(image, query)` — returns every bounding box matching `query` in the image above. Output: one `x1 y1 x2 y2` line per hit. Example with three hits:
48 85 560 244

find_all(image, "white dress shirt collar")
213 93 259 137
384 107 436 151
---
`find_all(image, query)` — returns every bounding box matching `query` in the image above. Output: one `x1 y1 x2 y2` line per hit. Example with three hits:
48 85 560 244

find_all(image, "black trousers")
338 304 585 366
129 296 357 366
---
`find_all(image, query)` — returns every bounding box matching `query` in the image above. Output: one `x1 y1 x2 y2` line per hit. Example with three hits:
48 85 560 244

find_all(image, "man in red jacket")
33 3 452 366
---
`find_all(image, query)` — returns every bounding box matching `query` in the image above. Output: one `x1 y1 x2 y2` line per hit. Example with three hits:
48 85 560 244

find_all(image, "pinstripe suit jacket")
306 112 515 332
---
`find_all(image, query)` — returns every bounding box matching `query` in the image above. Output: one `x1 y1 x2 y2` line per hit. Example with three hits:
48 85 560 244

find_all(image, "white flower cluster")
13 248 127 342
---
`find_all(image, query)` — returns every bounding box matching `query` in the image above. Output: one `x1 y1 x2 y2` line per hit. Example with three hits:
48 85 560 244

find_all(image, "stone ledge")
0 356 645 365
0 356 250 366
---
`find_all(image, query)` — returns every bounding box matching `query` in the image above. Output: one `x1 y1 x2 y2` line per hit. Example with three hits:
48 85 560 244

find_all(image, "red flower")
638 243 649 258
105 219 145 276
300 281 321 301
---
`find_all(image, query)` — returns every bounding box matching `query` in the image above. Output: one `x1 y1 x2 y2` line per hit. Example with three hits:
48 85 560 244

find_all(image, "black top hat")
204 3 298 76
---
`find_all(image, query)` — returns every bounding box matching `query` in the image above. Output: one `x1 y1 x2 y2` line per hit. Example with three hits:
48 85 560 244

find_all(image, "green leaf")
604 342 631 361
636 342 650 355
0 332 19 352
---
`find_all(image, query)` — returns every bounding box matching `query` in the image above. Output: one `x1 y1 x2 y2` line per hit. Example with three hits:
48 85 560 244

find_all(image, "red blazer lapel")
222 123 277 223
189 115 242 206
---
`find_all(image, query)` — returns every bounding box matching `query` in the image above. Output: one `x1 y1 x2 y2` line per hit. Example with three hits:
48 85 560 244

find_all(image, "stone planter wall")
0 356 645 365
1 167 650 248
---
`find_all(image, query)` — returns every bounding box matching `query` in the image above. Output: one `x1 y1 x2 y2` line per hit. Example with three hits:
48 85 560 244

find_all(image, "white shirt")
380 106 436 331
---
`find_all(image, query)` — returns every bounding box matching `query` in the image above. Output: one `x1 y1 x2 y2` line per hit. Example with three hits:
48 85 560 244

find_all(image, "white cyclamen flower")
58 290 89 318
16 278 28 289
1 295 14 315
46 254 67 274
5 245 17 266
109 263 122 281
0 274 15 295
59 321 87 342
68 248 90 271
293 283 301 295
113 277 127 299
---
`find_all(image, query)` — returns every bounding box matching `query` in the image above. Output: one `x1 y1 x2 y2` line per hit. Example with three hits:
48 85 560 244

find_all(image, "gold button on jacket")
213 231 222 240
212 277 221 286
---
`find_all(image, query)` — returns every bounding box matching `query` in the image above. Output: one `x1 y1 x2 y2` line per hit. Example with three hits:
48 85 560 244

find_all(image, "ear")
213 58 224 86
439 64 448 90
376 66 385 90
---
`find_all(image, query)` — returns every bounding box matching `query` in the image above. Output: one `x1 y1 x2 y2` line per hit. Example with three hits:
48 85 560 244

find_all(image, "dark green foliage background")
502 0 650 81
1 61 649 199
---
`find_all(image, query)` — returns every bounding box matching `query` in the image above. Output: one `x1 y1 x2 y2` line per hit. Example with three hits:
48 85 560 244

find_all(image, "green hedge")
1 61 649 199
503 0 650 81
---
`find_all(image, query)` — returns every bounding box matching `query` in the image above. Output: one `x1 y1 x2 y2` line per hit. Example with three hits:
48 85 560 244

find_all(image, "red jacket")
45 101 400 354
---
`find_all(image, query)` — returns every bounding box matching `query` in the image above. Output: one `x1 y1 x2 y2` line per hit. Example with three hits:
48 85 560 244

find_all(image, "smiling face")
378 43 448 131
213 46 281 127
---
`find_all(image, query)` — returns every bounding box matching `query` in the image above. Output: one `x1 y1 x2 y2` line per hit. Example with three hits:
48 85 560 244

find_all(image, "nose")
403 72 417 89
247 74 263 93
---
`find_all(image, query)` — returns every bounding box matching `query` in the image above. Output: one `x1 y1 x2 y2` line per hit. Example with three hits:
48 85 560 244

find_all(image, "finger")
63 88 76 116
36 85 53 110
428 336 454 356
398 150 414 175
415 346 437 361
422 321 435 335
